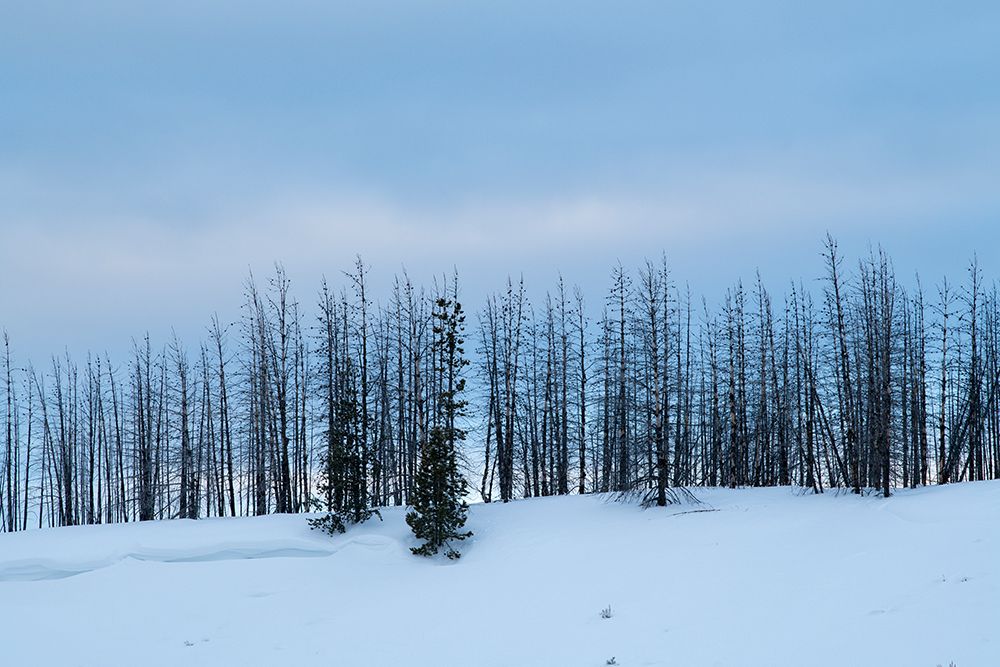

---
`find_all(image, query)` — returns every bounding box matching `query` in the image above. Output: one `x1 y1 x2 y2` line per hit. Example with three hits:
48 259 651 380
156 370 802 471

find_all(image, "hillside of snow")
1 483 998 667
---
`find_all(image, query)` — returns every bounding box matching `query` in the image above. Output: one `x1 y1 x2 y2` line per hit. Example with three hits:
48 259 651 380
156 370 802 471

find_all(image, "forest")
2 234 999 533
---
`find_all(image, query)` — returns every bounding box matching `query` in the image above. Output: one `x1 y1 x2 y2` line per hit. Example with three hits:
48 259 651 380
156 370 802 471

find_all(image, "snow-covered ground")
1 483 997 666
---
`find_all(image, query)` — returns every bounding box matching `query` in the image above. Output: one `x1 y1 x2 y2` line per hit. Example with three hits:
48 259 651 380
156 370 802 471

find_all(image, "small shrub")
307 512 346 535
308 507 382 536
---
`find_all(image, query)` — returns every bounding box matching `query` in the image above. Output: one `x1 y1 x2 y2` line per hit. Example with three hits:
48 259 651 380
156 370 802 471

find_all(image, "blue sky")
2 1 999 358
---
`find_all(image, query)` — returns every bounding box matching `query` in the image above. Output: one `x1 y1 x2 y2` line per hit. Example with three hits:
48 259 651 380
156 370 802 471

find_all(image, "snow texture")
1 482 997 666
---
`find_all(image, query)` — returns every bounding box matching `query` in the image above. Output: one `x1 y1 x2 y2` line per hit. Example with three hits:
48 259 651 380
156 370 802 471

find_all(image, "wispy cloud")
3 150 995 360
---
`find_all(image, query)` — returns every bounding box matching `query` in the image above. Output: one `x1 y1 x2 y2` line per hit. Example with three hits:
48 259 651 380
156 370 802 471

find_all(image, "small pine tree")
407 294 473 559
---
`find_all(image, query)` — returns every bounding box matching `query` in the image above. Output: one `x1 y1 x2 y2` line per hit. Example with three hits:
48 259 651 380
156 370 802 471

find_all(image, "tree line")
2 236 999 533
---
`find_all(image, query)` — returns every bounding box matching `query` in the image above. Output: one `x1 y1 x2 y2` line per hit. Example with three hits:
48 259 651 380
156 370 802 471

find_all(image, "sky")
2 1 999 360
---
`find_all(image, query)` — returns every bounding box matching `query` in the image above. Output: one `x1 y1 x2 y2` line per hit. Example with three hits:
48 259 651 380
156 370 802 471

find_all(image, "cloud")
2 134 997 364
3 153 994 293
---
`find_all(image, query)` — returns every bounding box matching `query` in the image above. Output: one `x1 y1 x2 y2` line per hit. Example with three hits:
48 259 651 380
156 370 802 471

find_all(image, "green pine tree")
406 295 473 559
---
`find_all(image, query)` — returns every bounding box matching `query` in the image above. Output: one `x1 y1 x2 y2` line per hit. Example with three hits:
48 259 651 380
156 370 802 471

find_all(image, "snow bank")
1 483 997 666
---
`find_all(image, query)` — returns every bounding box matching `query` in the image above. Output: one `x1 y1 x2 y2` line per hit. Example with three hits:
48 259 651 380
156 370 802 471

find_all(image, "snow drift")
1 482 997 666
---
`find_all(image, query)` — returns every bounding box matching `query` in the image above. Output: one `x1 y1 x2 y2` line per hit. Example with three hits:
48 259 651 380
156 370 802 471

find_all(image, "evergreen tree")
407 295 473 559
309 308 379 535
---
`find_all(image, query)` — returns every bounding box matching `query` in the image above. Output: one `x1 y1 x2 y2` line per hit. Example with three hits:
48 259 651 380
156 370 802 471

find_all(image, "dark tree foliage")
406 295 472 559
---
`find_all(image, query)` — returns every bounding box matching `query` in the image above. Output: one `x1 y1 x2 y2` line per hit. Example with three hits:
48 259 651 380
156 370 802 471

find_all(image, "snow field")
1 482 997 666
